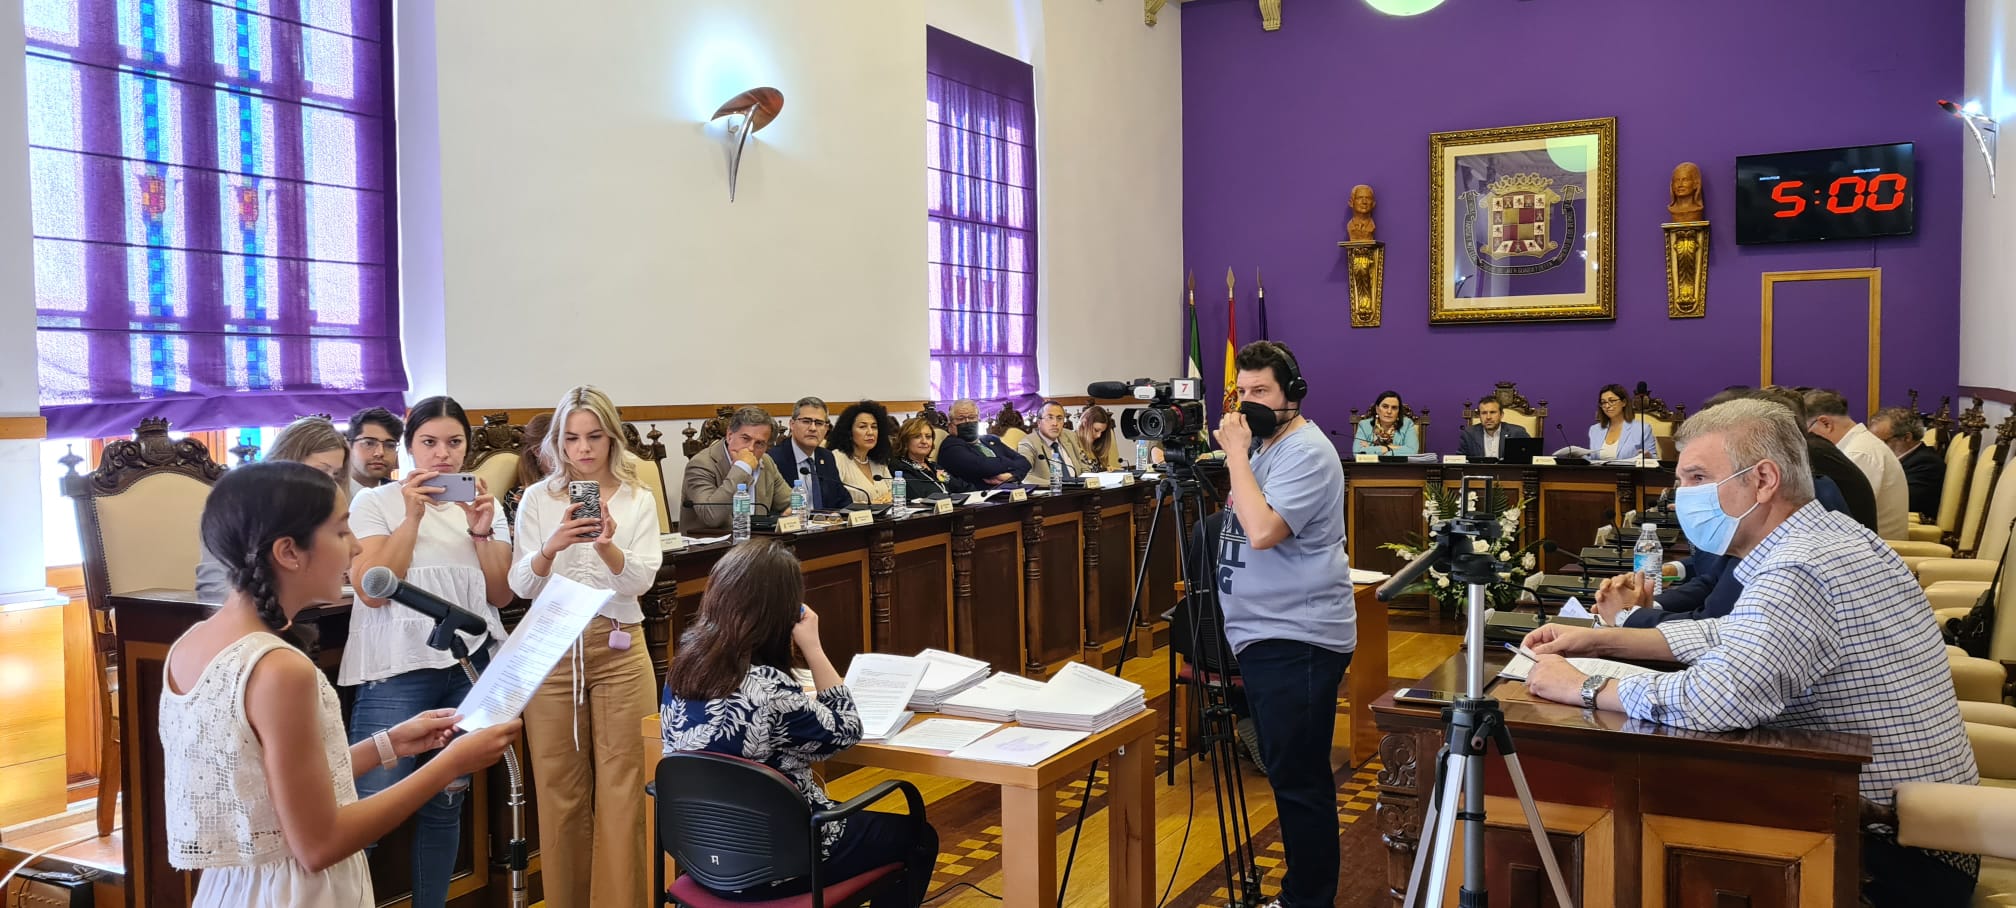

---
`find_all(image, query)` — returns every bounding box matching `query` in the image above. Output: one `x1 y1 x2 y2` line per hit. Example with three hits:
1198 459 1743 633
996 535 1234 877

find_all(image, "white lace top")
160 632 371 907
339 483 510 685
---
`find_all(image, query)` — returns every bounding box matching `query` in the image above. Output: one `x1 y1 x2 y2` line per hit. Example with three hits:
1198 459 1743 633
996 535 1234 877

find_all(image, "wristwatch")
1578 674 1606 709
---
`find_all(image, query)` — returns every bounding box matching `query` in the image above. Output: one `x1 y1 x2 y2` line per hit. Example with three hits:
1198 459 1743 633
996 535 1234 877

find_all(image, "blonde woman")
196 416 350 602
507 386 659 908
1075 405 1123 471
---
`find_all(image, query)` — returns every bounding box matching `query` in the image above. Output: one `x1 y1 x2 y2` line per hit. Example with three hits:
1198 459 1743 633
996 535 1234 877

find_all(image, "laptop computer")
1501 436 1544 465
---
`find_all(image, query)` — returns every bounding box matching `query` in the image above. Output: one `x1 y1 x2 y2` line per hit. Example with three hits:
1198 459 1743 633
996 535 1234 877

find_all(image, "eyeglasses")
354 438 399 453
793 417 830 429
1600 398 1623 406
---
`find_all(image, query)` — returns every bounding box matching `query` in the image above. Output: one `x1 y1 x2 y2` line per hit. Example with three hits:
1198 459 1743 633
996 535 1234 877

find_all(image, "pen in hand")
1500 641 1542 661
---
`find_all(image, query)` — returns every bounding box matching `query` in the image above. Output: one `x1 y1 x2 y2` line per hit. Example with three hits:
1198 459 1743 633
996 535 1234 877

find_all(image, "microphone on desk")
1540 540 1596 592
359 566 492 650
840 475 890 509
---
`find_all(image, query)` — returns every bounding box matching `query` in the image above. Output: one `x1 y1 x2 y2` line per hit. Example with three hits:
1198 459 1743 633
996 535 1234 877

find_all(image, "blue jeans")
1237 639 1352 908
348 655 484 908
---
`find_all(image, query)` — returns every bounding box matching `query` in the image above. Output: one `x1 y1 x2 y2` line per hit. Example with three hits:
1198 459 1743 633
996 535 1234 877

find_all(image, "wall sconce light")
711 87 785 202
1940 98 1998 197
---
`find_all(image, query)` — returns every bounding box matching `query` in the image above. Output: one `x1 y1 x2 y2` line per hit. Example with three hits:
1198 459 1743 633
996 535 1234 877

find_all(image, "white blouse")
339 483 510 686
834 455 893 505
509 480 662 624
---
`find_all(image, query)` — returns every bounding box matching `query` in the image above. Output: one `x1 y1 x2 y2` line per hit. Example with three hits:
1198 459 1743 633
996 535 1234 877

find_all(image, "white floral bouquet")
1378 483 1546 614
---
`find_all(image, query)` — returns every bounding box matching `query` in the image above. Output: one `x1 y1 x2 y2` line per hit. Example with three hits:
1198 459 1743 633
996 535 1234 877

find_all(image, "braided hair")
201 461 340 631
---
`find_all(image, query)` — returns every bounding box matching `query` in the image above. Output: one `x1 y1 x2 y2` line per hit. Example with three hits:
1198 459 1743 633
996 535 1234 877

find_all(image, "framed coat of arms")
1429 117 1617 324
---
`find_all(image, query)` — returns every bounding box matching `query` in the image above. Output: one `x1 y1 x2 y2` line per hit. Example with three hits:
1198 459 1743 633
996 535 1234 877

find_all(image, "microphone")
359 566 491 653
1540 540 1595 592
1634 381 1648 398
1086 381 1135 400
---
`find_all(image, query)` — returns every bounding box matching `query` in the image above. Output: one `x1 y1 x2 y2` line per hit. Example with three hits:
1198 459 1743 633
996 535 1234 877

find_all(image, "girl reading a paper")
662 540 940 906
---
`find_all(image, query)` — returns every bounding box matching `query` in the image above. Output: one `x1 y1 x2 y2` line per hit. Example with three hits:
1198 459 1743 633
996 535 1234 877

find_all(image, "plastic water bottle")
891 472 907 505
790 478 807 517
1136 439 1152 470
1633 523 1663 597
1050 449 1064 494
731 483 753 543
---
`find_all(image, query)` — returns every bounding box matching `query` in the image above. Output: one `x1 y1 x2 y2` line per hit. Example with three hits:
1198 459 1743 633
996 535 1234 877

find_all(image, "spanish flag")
1222 268 1238 413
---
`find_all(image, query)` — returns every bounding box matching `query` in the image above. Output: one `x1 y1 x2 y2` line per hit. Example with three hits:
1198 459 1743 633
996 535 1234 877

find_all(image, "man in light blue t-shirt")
1212 340 1354 908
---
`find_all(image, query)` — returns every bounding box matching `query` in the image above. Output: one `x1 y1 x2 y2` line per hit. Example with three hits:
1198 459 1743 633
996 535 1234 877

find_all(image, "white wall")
2 0 53 596
1961 0 2016 406
415 0 1182 411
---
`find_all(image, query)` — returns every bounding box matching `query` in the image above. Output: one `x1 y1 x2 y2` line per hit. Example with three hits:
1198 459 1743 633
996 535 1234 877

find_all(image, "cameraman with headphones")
1213 340 1355 908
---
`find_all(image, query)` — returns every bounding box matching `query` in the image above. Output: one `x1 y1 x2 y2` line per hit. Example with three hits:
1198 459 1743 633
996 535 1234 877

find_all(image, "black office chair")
651 752 926 908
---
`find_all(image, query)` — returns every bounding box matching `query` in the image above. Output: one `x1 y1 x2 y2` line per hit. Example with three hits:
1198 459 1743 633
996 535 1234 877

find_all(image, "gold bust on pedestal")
1663 162 1709 318
1339 184 1384 327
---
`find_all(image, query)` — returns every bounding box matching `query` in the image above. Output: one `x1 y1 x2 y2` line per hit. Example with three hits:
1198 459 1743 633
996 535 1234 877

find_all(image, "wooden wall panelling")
59 577 101 788
1642 816 1833 908
0 604 66 827
1027 505 1085 675
887 528 954 656
799 549 870 673
1350 479 1429 575
1538 481 1618 572
961 521 1026 674
1086 502 1137 667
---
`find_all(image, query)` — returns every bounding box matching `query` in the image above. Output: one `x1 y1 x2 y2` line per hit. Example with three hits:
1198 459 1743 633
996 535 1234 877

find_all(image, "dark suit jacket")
939 434 1031 486
1457 423 1531 459
1807 434 1879 534
769 443 850 512
1899 444 1945 517
1632 552 1744 626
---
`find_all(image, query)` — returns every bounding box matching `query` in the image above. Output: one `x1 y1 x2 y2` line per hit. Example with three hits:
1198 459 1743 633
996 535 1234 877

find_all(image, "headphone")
1272 341 1309 403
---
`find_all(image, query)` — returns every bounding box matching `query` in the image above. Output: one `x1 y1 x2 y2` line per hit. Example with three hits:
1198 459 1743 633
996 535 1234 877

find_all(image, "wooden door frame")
1760 268 1881 420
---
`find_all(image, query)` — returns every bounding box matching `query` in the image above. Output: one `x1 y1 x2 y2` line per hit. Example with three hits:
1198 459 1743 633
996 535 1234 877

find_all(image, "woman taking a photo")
197 416 350 602
344 396 513 907
162 461 517 907
663 540 939 906
1353 391 1420 455
509 386 660 908
829 399 895 505
890 416 973 498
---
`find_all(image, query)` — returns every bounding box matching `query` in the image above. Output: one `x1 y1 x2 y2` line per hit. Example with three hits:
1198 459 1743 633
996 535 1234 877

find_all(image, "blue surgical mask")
1673 464 1760 555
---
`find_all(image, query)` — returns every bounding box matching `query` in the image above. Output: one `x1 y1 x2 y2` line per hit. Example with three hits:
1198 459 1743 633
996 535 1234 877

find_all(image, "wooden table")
1371 650 1871 907
644 710 1160 908
1346 582 1387 766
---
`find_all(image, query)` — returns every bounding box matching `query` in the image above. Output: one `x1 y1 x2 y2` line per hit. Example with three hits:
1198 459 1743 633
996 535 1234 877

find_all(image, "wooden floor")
0 621 1463 908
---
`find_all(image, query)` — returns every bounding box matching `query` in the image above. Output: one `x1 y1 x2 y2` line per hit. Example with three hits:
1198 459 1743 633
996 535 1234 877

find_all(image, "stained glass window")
926 28 1037 402
24 0 403 438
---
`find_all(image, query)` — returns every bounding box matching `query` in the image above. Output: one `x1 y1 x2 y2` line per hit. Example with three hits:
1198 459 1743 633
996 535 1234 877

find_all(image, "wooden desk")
643 710 1160 908
1371 651 1871 907
1346 583 1387 766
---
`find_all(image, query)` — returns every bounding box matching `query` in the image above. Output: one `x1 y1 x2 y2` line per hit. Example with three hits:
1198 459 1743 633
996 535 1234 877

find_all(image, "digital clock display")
1734 143 1915 245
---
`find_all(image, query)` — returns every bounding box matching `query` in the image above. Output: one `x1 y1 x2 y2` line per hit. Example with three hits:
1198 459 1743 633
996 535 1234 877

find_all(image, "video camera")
1086 378 1207 444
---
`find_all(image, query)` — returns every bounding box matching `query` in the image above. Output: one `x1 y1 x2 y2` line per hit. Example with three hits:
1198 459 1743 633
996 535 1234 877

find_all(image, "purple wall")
1181 0 1964 451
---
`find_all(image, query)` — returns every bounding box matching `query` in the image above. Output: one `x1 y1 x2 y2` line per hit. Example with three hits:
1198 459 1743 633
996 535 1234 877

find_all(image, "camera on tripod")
1087 377 1207 449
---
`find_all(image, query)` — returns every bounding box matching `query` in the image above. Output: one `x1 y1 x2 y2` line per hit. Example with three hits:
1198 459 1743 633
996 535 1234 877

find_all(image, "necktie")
1051 441 1070 478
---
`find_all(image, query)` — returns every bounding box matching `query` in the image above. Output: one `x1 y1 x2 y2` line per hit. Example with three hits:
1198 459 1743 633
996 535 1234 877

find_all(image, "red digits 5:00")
1773 174 1907 218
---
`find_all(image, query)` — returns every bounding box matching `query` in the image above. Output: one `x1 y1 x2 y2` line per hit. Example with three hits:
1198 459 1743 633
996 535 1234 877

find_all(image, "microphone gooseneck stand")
423 620 531 908
1377 474 1575 908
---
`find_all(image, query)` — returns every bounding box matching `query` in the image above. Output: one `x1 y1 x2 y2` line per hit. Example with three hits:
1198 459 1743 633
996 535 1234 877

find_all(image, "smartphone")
1395 688 1458 706
568 480 603 525
431 472 480 503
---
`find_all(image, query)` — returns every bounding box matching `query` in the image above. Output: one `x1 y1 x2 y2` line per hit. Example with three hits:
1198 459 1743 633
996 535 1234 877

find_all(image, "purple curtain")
927 27 1037 403
25 0 405 439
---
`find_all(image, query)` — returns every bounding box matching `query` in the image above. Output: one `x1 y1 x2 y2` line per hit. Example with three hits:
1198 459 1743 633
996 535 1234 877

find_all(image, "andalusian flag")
1222 268 1238 413
1185 271 1204 382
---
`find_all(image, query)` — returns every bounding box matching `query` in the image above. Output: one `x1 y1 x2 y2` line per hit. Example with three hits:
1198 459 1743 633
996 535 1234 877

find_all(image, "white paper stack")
940 671 1048 722
842 654 927 740
1499 652 1657 684
947 727 1090 766
1013 662 1146 732
907 649 991 711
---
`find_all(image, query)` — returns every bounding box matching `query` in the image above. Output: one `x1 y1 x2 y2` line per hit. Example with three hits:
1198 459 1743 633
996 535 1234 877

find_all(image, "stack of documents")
940 672 1048 722
842 654 927 741
1014 662 1146 732
1499 650 1657 684
907 649 991 711
947 727 1090 766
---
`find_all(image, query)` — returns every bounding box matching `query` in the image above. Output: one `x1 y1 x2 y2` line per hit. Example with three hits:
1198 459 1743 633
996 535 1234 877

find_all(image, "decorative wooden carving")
1376 731 1424 908
1663 221 1709 318
1633 389 1687 425
1348 403 1431 433
989 403 1029 438
869 527 896 652
1081 496 1102 656
920 401 950 430
1131 494 1154 638
951 513 976 648
1022 508 1045 674
1461 382 1550 427
66 417 227 498
229 439 260 466
467 412 523 470
1340 240 1385 328
1259 0 1281 30
682 406 737 458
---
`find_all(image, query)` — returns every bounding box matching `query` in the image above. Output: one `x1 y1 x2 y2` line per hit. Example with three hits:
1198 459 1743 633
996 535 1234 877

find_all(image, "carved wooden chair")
1461 382 1548 439
1908 389 1955 453
1905 402 1987 546
989 403 1030 450
920 402 951 460
623 423 673 533
1348 403 1431 448
681 406 738 459
60 418 227 838
1894 406 2011 571
466 413 525 507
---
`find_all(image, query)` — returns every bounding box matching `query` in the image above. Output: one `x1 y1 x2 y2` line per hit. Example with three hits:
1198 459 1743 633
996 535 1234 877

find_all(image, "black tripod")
1118 454 1264 908
1378 475 1574 908
421 615 532 908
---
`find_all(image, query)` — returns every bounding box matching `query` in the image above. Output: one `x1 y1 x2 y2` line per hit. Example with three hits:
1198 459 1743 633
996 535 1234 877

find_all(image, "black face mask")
1237 401 1293 440
956 422 979 441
